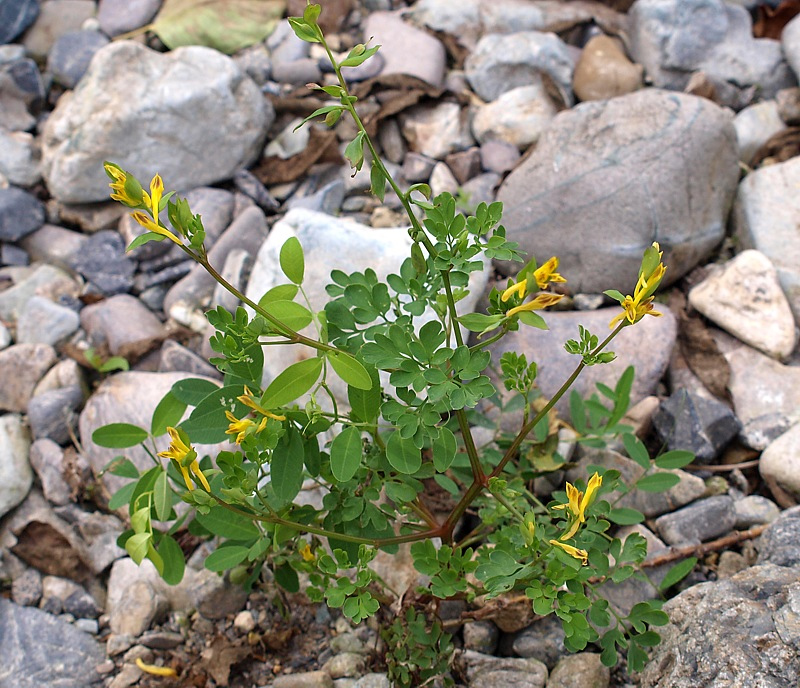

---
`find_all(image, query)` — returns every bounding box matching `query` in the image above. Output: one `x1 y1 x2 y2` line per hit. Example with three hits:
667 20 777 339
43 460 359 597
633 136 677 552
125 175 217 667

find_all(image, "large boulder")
42 41 272 203
496 89 738 293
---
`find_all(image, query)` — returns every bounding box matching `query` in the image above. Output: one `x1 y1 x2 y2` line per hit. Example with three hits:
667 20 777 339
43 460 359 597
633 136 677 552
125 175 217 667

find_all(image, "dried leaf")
754 1 800 39
151 0 285 54
751 127 800 167
199 636 250 686
252 127 340 185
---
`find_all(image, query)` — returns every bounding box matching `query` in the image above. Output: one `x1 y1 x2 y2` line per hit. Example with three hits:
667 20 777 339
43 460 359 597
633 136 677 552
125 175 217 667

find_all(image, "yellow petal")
550 539 588 565
191 462 211 491
501 278 527 302
135 657 177 677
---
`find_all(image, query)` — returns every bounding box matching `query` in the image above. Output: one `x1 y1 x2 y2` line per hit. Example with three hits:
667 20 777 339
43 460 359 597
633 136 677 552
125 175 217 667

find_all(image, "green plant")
93 4 694 681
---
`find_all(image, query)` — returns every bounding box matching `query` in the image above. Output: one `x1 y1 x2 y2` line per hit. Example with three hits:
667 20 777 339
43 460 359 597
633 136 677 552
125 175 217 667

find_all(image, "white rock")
0 128 41 187
733 101 786 165
471 82 557 150
0 414 32 518
429 161 459 197
689 250 796 359
760 422 800 498
400 101 474 160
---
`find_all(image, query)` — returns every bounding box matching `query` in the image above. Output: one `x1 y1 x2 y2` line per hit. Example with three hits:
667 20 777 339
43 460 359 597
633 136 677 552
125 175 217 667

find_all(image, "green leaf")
344 131 365 171
259 283 298 304
303 435 321 476
151 0 284 54
607 508 645 526
654 450 695 470
108 482 137 511
386 431 422 474
205 545 249 572
635 472 681 492
622 433 650 470
457 313 505 334
370 160 386 202
227 341 264 384
261 300 313 332
288 16 320 43
279 236 305 285
195 505 260 541
658 557 697 591
153 471 172 521
171 378 219 406
157 534 185 585
92 423 148 448
271 427 305 503
329 426 362 482
125 532 151 565
518 311 548 329
180 384 247 444
347 361 381 424
151 392 187 437
127 232 164 252
432 427 457 472
274 563 300 592
261 358 323 409
328 351 372 390
104 456 139 479
340 44 381 67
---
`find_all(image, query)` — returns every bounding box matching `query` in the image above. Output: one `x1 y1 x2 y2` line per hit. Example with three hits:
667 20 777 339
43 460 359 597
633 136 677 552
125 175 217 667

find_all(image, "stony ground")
2 0 800 687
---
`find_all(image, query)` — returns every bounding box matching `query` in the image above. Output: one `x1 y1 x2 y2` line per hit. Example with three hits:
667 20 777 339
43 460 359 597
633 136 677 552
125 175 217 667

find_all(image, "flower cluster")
607 243 667 329
158 427 210 491
550 471 603 564
501 257 566 318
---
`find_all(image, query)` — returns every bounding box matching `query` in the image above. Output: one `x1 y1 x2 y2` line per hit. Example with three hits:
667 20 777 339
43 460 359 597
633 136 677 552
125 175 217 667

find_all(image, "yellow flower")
549 539 589 565
299 542 315 562
554 472 602 541
501 278 528 302
135 657 177 677
533 257 566 290
608 243 667 329
104 162 147 207
131 210 182 246
225 411 267 444
148 173 164 216
506 291 564 318
237 386 286 422
158 426 210 491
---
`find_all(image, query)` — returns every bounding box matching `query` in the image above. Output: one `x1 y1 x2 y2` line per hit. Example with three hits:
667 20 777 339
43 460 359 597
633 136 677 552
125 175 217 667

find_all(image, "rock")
783 14 800 82
760 423 800 499
652 388 740 463
724 344 800 449
378 119 406 165
471 82 557 150
496 90 738 293
465 31 574 104
21 0 96 61
0 55 44 132
27 386 84 445
80 294 165 361
487 306 676 418
463 621 500 654
139 630 184 649
400 101 474 160
74 510 126 573
689 251 796 359
547 653 609 688
734 100 787 165
777 86 800 125
654 495 736 545
573 35 643 102
0 0 39 44
158 340 221 379
354 675 390 688
509 614 566 669
190 568 248 619
429 161 459 197
324 652 366 678
42 41 272 203
33 358 86 398
97 0 161 37
402 152 436 182
57 200 128 232
210 246 252 312
16 295 80 346
0 263 79 323
20 225 87 270
0 344 56 412
445 148 481 185
733 495 780 529
733 156 800 323
233 610 256 634
244 208 491 395
63 588 101 619
479 139 520 174
106 558 168 636
273 672 334 688
0 128 40 186
70 230 136 295
47 30 110 89
629 0 795 109
11 568 42 606
29 439 73 506
329 632 365 654
757 506 800 567
639 563 800 688
0 186 44 241
462 651 548 688
0 597 105 687
363 11 446 89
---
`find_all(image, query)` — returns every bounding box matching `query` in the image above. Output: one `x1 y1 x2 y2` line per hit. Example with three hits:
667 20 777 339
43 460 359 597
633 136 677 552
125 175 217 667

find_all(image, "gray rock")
471 82 557 150
210 247 252 312
378 119 406 165
724 344 800 449
462 651 547 688
74 618 99 634
97 0 161 37
654 495 736 546
430 161 459 197
630 0 795 109
0 344 56 412
29 438 73 506
400 101 474 160
733 156 800 323
233 169 279 213
63 588 101 619
74 510 126 574
783 14 800 82
70 230 135 295
287 179 345 215
20 225 87 270
16 295 80 346
21 0 96 62
47 30 110 89
1 242 28 266
0 263 79 324
354 675 390 688
445 148 481 185
0 186 44 241
42 41 272 203
757 506 800 567
0 56 44 132
479 139 520 174
465 31 574 104
363 11 446 89
271 57 321 85
463 620 500 654
402 152 436 182
0 128 40 186
734 495 780 529
547 653 609 688
139 630 184 649
27 385 84 445
273 672 334 688
639 563 800 688
509 614 565 669
496 89 738 293
487 306 676 419
0 597 105 687
233 43 272 86
652 388 740 463
329 632 366 654
106 558 168 636
688 250 796 360
80 294 165 361
760 422 800 499
189 567 248 620
11 568 42 607
158 340 221 379
324 652 366 679
33 358 86 399
734 100 787 165
0 0 39 44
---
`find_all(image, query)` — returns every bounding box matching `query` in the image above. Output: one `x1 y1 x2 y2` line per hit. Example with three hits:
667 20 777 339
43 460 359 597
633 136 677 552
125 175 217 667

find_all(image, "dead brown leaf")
199 636 251 687
252 127 341 185
751 127 800 167
753 1 800 39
